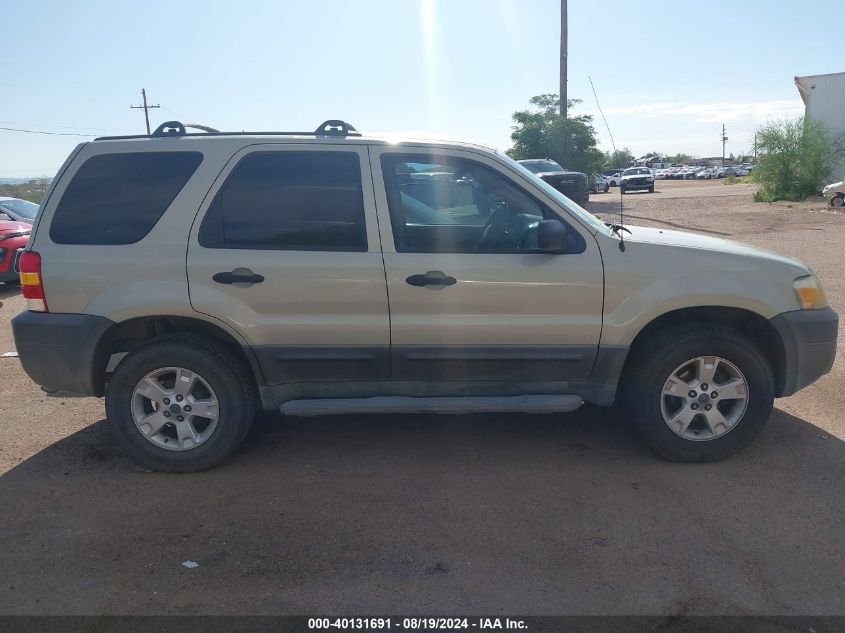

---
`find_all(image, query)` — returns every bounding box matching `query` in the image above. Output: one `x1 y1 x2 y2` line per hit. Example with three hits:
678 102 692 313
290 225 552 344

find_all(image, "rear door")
370 146 605 382
187 144 390 383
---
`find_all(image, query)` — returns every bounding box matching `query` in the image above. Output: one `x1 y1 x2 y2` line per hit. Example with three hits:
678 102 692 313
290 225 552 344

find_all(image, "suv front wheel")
105 336 256 472
622 324 774 462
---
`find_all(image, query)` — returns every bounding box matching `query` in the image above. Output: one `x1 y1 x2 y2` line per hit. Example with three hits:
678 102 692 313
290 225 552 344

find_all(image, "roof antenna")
589 75 626 252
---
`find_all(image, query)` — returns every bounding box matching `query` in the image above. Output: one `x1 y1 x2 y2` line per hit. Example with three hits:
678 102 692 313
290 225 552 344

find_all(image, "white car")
620 167 655 193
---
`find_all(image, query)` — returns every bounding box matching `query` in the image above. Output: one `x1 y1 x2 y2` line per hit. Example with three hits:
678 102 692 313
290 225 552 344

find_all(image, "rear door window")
50 152 203 245
198 151 367 251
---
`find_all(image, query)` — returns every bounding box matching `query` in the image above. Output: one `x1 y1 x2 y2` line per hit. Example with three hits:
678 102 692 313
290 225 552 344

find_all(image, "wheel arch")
622 306 789 396
91 315 264 396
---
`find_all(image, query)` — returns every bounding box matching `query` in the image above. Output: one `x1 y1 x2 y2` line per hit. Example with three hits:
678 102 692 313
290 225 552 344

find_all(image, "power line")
0 120 118 132
588 75 616 153
130 88 160 135
0 126 93 137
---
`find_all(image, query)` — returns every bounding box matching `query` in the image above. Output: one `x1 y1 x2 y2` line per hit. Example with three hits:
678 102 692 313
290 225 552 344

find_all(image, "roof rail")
314 120 360 137
97 119 361 141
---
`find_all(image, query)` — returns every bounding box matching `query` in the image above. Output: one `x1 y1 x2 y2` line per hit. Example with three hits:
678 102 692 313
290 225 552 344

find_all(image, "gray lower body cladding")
769 307 838 397
11 311 114 396
11 312 629 409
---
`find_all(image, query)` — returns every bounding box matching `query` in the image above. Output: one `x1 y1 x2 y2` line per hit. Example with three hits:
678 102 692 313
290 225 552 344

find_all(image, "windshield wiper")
605 222 632 236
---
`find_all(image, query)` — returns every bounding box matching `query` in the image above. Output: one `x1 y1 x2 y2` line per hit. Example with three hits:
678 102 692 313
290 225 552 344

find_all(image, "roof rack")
94 119 362 141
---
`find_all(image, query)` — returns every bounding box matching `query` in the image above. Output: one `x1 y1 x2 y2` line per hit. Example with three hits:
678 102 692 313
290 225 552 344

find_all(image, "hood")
823 181 844 193
0 220 31 235
537 170 586 179
623 225 809 273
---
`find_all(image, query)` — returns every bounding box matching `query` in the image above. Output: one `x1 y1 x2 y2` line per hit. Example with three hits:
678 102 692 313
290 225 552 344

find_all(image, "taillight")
19 251 48 312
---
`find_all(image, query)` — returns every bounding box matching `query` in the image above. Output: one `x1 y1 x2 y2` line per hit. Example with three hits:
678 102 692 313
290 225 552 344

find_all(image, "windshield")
519 160 564 174
502 153 610 235
0 198 39 219
623 167 650 175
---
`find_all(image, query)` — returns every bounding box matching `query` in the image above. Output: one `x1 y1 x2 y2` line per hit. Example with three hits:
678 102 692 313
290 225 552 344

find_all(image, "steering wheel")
474 202 512 250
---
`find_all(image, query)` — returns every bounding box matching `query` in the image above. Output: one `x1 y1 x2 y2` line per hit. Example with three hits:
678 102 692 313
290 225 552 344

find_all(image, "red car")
0 220 31 284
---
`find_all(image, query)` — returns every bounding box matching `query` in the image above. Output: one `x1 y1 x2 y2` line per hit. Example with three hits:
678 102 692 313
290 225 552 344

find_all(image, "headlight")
793 274 828 310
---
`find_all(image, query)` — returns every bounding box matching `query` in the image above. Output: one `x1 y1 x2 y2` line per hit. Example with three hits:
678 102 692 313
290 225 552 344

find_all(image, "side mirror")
537 219 569 252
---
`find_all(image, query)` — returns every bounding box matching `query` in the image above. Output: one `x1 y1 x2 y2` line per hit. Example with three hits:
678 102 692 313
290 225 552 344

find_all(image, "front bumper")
11 311 114 396
622 182 653 190
770 307 838 397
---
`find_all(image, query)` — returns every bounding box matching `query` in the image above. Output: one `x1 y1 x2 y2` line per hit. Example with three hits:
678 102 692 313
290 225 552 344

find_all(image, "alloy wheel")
131 367 220 450
660 356 749 441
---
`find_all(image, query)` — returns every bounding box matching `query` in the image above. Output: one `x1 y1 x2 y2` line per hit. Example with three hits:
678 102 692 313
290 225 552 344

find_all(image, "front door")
370 147 604 382
188 144 390 383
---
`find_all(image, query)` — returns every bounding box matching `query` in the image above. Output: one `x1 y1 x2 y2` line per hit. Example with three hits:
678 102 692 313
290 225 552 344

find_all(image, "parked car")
602 170 624 187
0 219 30 283
11 118 838 471
822 180 845 208
734 166 750 177
518 159 589 206
620 167 655 193
591 173 610 193
0 197 39 224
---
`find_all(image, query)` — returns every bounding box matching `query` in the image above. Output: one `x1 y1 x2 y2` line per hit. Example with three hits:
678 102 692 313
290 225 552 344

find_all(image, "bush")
751 117 844 202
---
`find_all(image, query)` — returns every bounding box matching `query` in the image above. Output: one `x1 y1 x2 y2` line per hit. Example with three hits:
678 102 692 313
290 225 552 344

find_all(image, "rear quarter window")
49 151 203 245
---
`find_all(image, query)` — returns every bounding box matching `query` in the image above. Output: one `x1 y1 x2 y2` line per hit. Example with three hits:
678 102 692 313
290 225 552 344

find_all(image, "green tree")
507 94 604 175
603 148 635 169
666 153 692 164
752 116 845 202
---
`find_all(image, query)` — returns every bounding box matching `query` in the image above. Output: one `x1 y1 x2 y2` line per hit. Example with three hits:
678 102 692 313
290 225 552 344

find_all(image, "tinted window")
199 151 366 251
519 160 564 174
382 154 584 254
0 199 39 219
50 152 202 245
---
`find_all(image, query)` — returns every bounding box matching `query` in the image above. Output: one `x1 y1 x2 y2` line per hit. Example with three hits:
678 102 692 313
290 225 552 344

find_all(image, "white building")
795 71 845 181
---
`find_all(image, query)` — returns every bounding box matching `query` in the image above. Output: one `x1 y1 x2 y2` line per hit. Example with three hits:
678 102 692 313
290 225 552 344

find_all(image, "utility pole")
753 132 757 161
560 0 567 118
130 88 160 135
721 124 728 165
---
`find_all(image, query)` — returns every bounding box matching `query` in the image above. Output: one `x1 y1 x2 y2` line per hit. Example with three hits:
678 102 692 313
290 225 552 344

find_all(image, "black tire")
648 185 655 193
831 194 844 208
620 186 627 194
604 183 609 193
105 335 256 472
620 323 774 462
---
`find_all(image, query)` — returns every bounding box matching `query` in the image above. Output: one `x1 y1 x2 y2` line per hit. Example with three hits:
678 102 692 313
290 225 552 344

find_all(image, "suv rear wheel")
105 336 256 472
622 323 774 462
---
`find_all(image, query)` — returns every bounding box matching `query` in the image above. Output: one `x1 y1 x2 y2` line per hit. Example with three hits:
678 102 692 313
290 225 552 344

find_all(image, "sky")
1 0 841 177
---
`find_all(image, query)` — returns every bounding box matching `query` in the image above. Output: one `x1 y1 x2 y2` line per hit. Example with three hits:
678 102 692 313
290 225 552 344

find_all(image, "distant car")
822 180 845 208
620 167 654 194
734 166 750 177
591 173 610 193
696 168 715 180
0 197 39 224
518 159 589 206
602 170 624 186
0 219 31 284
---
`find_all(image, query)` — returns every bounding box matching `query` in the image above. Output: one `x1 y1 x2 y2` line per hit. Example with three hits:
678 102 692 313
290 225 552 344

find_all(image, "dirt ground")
1 179 843 616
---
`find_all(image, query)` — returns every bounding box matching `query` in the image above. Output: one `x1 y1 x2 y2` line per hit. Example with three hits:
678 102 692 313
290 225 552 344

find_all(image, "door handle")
406 271 457 288
212 270 265 285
